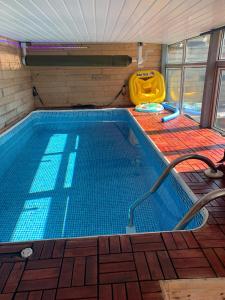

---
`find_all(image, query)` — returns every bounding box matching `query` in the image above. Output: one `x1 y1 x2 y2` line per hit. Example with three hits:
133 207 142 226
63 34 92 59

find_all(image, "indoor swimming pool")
0 109 206 242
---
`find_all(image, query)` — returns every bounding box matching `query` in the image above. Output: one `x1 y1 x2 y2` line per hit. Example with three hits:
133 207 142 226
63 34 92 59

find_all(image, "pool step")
126 225 136 234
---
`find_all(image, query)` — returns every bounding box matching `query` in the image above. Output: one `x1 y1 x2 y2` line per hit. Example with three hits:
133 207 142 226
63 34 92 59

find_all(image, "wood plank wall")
29 43 161 108
0 37 34 130
0 40 161 130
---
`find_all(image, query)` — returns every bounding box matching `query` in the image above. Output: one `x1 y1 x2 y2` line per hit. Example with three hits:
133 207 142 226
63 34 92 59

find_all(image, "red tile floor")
1 109 225 299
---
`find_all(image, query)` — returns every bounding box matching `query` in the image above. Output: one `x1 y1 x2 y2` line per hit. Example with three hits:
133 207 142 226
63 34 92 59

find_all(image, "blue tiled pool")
0 109 206 242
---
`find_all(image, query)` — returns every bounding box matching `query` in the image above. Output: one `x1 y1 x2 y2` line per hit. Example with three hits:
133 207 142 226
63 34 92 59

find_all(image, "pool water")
0 109 205 242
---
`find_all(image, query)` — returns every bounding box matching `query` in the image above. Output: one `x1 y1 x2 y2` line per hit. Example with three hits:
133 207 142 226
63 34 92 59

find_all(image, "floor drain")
21 248 33 258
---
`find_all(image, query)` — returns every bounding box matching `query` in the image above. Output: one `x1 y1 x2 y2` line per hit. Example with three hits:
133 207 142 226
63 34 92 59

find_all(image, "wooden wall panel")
29 43 161 108
0 37 34 129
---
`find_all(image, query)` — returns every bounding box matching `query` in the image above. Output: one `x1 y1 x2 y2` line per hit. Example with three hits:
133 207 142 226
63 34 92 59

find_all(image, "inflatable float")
183 102 201 116
161 103 180 122
135 103 164 113
129 70 166 105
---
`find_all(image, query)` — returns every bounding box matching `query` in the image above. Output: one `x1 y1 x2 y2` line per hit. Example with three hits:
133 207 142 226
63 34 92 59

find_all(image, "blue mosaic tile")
0 109 205 242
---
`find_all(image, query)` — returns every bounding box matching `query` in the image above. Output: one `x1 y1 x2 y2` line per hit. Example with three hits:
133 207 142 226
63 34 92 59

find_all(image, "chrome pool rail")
126 154 223 233
174 188 225 230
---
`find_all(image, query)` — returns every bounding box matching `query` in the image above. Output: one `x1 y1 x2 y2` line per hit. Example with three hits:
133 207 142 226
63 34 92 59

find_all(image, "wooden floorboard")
1 109 225 299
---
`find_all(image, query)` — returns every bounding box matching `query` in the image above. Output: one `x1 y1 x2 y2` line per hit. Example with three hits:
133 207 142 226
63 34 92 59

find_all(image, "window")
220 31 225 59
214 70 225 131
185 35 210 63
166 68 182 108
183 67 206 122
167 43 183 64
165 34 209 123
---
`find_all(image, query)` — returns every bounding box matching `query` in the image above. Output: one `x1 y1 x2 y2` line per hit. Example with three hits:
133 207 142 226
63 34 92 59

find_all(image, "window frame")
185 35 211 64
219 30 225 60
182 66 207 122
165 37 208 119
163 29 225 130
167 42 184 65
209 30 225 132
212 68 225 134
165 67 182 110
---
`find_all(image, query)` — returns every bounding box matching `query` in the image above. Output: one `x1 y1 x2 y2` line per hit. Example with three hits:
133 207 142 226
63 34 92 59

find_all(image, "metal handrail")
174 188 225 230
150 154 218 193
127 154 219 232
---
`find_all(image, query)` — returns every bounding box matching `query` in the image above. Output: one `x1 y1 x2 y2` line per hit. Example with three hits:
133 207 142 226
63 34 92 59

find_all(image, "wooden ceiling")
1 0 225 44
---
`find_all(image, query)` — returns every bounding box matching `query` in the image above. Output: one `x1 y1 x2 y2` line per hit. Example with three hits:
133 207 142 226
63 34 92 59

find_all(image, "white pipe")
137 42 143 66
21 42 27 65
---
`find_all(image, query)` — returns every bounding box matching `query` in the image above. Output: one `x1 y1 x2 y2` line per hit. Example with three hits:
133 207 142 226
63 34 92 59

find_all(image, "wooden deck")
1 109 225 299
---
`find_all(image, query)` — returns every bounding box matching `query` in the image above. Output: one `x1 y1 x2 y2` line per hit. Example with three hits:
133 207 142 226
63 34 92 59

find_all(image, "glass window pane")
167 42 184 64
166 68 182 108
220 32 225 59
214 70 225 130
185 35 210 63
183 67 206 122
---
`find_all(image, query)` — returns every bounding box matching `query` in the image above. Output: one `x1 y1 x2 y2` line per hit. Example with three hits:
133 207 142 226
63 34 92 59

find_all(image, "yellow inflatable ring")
129 70 166 105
